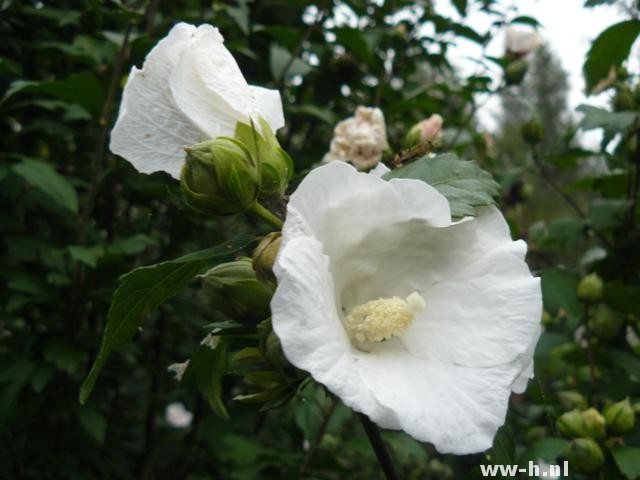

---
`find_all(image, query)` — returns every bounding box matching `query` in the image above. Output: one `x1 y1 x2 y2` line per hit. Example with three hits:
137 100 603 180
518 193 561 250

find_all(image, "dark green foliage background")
1 1 639 479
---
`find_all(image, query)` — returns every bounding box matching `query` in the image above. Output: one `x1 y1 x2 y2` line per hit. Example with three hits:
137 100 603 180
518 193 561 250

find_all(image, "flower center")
345 292 425 343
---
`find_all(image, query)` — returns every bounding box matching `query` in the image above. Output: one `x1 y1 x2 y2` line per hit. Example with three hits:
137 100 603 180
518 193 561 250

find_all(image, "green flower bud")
582 408 606 439
589 304 623 340
557 409 586 438
558 391 588 411
505 58 529 85
520 118 544 145
403 114 443 149
235 117 293 197
577 273 603 303
603 398 635 435
181 137 259 215
565 438 604 473
252 232 282 285
557 408 605 439
613 86 635 111
201 258 273 324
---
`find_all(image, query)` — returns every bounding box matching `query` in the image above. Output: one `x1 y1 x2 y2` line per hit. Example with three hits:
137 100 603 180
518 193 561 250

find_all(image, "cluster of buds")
557 399 636 473
181 117 292 216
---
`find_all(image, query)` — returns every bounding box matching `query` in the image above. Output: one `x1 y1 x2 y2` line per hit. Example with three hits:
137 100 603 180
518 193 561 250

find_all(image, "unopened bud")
566 438 604 473
557 408 605 439
577 273 603 303
582 408 606 439
181 137 259 215
589 304 623 340
201 258 273 324
558 391 588 411
235 117 293 198
403 114 443 149
613 86 635 112
505 58 529 85
252 232 282 284
557 409 586 438
520 118 544 145
603 398 635 435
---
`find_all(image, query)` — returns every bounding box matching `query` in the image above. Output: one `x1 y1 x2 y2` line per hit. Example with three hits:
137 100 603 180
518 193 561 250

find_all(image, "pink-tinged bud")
404 114 443 149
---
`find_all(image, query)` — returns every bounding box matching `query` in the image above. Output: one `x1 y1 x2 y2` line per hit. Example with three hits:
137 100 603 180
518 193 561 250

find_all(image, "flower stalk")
249 202 284 229
358 413 398 480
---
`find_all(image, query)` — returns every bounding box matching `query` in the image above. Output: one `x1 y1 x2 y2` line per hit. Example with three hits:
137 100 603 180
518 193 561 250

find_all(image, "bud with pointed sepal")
235 116 293 198
252 232 282 285
520 118 544 145
557 408 605 439
565 438 604 473
589 304 623 340
603 398 635 435
403 114 443 149
504 58 529 85
577 273 603 303
558 391 588 411
201 257 273 324
181 137 259 215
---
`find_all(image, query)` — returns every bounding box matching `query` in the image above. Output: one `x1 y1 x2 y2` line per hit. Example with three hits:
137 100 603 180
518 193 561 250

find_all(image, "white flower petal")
110 23 206 179
169 25 252 138
249 85 285 132
272 235 400 428
355 347 520 454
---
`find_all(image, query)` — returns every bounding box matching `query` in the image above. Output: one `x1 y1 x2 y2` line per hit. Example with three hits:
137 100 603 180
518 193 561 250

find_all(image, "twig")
300 395 338 475
358 413 398 480
623 126 640 233
77 6 140 245
276 5 329 89
530 148 614 250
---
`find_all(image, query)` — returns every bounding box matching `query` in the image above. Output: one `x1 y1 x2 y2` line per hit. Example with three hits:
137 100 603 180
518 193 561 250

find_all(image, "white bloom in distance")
505 27 543 56
271 162 542 454
165 402 193 428
323 106 389 171
110 23 284 179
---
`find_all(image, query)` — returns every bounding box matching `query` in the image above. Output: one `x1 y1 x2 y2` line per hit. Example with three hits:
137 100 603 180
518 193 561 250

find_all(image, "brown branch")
358 413 398 480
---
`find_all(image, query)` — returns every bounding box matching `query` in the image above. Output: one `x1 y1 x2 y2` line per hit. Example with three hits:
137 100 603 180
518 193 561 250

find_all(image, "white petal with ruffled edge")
110 23 205 178
272 161 542 454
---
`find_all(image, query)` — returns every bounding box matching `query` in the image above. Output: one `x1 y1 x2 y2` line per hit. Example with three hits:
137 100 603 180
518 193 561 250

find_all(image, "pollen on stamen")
345 292 425 343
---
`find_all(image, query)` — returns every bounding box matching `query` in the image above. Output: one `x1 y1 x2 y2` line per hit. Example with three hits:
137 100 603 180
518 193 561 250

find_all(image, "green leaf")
79 235 254 404
519 438 569 465
510 16 540 27
287 104 337 125
451 0 467 16
182 335 229 420
611 446 640 479
584 20 640 92
541 268 582 318
68 245 106 267
334 28 375 64
3 72 104 117
486 424 515 477
608 349 640 383
384 153 500 218
12 158 78 213
270 44 311 82
578 105 638 133
78 406 107 444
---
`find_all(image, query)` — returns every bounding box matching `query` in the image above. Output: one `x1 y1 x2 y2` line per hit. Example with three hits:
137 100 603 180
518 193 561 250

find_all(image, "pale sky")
434 0 638 145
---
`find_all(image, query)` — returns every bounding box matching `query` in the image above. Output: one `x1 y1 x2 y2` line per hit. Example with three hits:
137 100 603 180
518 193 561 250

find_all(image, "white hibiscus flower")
110 23 284 179
271 161 542 454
